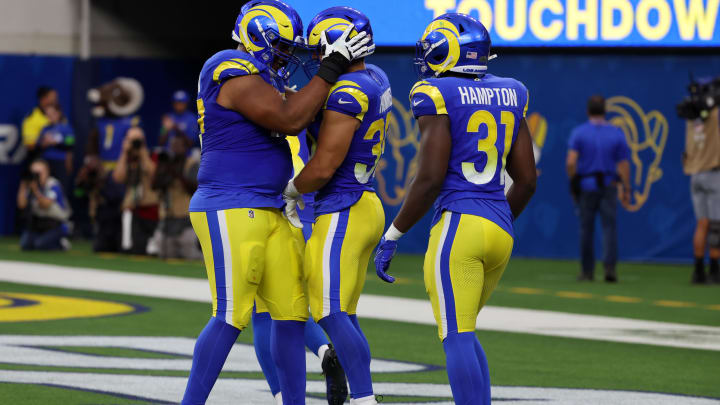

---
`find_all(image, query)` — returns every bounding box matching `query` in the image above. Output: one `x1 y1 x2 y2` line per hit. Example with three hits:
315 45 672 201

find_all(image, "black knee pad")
709 221 720 249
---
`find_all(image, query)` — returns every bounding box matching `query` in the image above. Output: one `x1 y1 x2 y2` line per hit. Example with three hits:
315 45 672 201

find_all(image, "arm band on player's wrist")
384 224 405 241
316 53 350 84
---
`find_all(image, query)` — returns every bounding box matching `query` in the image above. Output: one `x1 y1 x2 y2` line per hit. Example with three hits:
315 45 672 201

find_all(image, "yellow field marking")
392 277 415 285
605 295 643 303
705 305 720 311
555 291 594 299
508 287 545 295
0 292 138 322
98 253 119 260
165 258 187 265
653 300 697 308
129 255 150 262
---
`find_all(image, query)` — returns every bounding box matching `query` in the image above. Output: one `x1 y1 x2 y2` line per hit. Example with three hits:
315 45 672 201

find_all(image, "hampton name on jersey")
306 64 392 216
410 73 529 237
190 49 292 212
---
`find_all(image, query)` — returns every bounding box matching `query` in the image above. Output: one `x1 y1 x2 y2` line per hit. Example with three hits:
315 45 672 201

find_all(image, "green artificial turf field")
0 237 719 404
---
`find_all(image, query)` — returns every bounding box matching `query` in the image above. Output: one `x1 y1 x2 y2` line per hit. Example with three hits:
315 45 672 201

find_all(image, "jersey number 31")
462 110 514 185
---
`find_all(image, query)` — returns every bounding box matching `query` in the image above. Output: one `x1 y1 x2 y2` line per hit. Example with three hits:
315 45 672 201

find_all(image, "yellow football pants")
424 211 514 341
305 192 385 321
190 208 308 330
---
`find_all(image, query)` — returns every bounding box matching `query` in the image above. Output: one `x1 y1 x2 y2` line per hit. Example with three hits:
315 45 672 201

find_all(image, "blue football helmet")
414 13 494 79
304 6 375 74
232 0 305 80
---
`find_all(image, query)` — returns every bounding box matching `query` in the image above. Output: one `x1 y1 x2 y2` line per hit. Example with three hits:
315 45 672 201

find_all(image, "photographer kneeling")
112 127 159 254
17 159 71 250
148 135 201 259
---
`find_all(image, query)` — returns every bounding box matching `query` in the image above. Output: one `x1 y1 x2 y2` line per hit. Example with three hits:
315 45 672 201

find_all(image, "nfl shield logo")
466 51 478 59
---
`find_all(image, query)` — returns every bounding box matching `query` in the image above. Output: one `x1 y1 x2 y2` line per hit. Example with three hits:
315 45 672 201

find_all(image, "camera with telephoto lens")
676 75 720 121
131 138 143 150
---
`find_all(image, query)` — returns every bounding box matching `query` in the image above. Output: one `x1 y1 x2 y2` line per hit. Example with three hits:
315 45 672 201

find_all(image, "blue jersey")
568 121 630 191
307 64 392 216
190 50 292 212
167 110 200 148
37 122 75 161
410 73 529 237
96 115 141 164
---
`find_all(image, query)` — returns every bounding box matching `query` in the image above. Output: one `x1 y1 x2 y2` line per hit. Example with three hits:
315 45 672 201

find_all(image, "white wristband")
384 224 405 241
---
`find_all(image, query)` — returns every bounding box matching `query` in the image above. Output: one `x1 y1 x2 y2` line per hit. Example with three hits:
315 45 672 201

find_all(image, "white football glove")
282 179 305 229
320 24 371 63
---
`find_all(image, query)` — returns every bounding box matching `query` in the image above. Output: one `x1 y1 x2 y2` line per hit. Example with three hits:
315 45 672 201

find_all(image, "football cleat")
321 344 349 404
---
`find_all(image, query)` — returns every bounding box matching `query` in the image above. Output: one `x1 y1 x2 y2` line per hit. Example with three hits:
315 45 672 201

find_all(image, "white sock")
274 392 283 405
350 395 377 405
317 344 330 359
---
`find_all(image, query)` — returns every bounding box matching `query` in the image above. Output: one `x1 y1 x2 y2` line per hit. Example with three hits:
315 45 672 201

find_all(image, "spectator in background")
35 105 74 190
683 105 720 284
87 113 141 171
148 135 201 259
75 155 125 252
112 127 159 254
21 86 58 153
16 159 71 250
567 95 631 283
158 90 200 151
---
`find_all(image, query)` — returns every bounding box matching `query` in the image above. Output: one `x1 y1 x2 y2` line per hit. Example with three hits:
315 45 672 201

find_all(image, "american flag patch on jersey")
466 51 478 59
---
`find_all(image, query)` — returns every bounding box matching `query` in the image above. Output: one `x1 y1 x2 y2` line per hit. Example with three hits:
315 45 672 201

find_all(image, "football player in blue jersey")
282 7 389 405
182 0 370 404
252 130 349 405
373 14 537 404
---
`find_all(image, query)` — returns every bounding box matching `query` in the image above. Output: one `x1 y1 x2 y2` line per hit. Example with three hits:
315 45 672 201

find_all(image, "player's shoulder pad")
325 76 369 121
409 79 447 117
211 50 265 83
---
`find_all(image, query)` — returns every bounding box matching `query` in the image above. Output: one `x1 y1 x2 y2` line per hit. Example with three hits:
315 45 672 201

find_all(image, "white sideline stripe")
1 260 720 351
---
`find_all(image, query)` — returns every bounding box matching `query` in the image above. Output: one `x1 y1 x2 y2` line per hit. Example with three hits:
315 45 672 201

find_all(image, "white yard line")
1 260 719 351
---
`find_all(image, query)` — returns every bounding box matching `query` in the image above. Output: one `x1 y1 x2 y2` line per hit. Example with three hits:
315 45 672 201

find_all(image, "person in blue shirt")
373 14 537 405
159 90 200 150
182 1 369 404
282 8 389 404
567 95 632 283
35 105 74 191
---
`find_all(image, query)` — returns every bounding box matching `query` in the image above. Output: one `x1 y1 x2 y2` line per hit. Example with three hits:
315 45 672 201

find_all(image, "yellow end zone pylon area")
0 292 140 322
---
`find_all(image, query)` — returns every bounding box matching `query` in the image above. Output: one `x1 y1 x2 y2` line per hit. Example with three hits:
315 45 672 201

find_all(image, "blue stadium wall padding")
2 51 719 262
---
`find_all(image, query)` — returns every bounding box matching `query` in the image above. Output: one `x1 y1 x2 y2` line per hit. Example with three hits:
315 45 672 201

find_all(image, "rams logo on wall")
607 96 669 212
376 98 421 206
